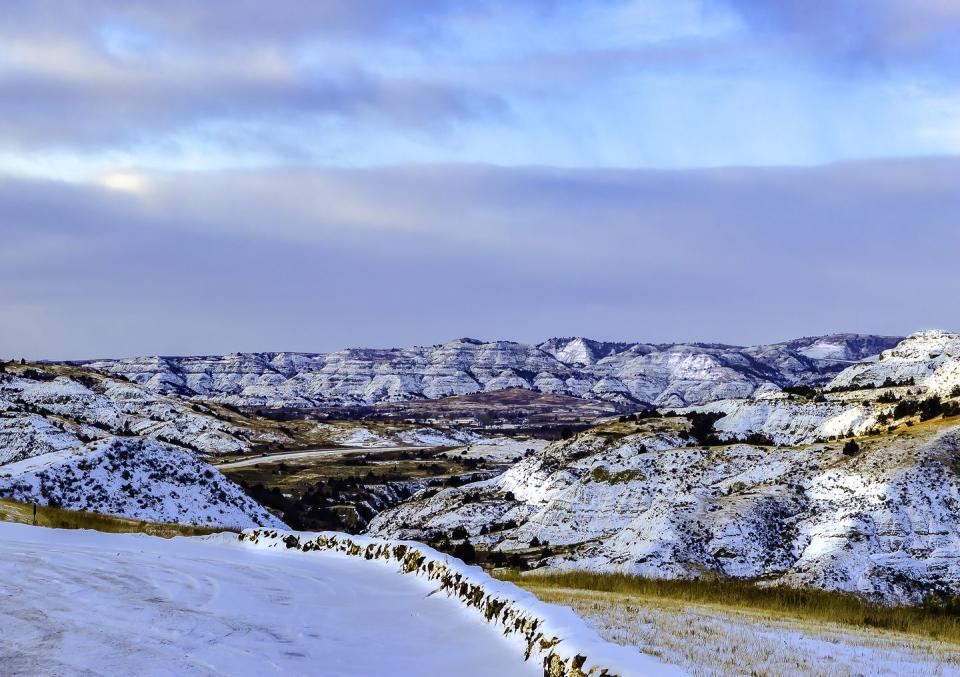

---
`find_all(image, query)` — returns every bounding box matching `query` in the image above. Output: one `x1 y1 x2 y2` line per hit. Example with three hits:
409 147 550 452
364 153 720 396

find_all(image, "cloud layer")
0 0 958 170
0 2 957 357
2 157 957 359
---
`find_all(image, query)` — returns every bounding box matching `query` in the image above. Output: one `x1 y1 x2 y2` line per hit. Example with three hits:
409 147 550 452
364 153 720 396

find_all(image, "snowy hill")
0 438 285 529
0 362 284 456
80 333 901 409
828 330 960 395
369 333 960 603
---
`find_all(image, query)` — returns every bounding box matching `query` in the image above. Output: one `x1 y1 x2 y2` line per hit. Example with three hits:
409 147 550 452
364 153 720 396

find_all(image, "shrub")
741 432 775 446
843 440 860 456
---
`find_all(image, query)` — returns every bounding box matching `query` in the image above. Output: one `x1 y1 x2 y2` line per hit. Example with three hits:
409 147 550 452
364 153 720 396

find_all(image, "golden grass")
496 570 960 644
0 498 226 538
523 586 960 677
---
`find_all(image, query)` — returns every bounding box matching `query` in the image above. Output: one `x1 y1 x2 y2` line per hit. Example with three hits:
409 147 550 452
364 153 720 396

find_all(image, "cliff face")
81 333 902 409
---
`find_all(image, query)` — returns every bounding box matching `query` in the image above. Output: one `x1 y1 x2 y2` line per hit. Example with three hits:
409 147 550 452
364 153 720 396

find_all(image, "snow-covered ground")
0 522 545 677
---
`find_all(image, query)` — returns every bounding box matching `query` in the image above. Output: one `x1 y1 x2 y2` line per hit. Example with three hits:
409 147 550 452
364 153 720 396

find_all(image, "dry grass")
522 586 960 677
0 498 226 538
497 570 960 644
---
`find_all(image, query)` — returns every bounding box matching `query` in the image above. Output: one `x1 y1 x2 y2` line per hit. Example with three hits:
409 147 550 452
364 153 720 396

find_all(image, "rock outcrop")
81 333 901 409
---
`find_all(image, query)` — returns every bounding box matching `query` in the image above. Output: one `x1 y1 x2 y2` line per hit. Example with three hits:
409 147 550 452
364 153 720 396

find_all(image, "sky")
1 1 959 359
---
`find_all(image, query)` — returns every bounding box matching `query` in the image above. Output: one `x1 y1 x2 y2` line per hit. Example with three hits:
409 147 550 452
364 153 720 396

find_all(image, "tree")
452 539 476 564
685 411 726 446
487 551 507 568
843 440 860 456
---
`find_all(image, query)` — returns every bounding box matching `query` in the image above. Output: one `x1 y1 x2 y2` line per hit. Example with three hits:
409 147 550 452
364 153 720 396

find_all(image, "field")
499 571 960 676
0 498 225 538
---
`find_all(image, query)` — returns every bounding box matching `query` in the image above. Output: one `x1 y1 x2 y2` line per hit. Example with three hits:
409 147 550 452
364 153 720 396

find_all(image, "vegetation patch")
496 570 960 644
0 498 224 538
589 466 645 484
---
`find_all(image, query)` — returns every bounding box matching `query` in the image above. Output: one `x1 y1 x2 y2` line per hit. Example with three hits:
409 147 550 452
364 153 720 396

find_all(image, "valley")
4 330 960 676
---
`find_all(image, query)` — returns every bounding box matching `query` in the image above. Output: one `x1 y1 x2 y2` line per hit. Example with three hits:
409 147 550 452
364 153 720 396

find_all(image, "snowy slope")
0 522 683 676
0 365 282 455
697 396 877 446
370 413 960 603
81 333 900 409
828 330 960 395
0 438 285 529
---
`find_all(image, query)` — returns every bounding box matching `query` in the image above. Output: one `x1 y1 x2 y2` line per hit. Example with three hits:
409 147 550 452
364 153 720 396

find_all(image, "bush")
783 385 818 399
843 440 860 456
741 432 775 446
894 399 919 419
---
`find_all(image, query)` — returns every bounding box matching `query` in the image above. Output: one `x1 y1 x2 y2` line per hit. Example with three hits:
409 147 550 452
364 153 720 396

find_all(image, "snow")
0 522 545 677
697 398 876 445
371 415 960 603
0 369 268 456
0 438 284 530
828 330 960 394
83 333 901 409
552 587 960 677
239 528 686 677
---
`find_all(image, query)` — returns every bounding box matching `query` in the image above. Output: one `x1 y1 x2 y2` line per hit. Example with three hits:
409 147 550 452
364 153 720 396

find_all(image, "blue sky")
1 1 958 358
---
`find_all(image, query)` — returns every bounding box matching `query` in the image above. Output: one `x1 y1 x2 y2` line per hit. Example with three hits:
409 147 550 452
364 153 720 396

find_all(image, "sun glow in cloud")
98 171 148 194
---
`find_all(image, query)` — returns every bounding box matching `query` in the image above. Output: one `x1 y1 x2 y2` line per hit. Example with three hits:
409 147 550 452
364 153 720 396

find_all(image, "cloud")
1 156 957 359
0 34 504 149
0 0 957 169
725 0 960 69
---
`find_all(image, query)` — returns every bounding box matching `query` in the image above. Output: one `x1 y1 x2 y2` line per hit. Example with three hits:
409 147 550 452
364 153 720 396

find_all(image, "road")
214 445 430 470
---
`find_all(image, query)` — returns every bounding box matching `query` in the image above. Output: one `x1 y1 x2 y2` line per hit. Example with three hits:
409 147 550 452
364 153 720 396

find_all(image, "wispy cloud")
0 1 957 171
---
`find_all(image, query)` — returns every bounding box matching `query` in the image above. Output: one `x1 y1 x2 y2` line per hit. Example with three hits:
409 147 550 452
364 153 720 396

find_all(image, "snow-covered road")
0 522 540 676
